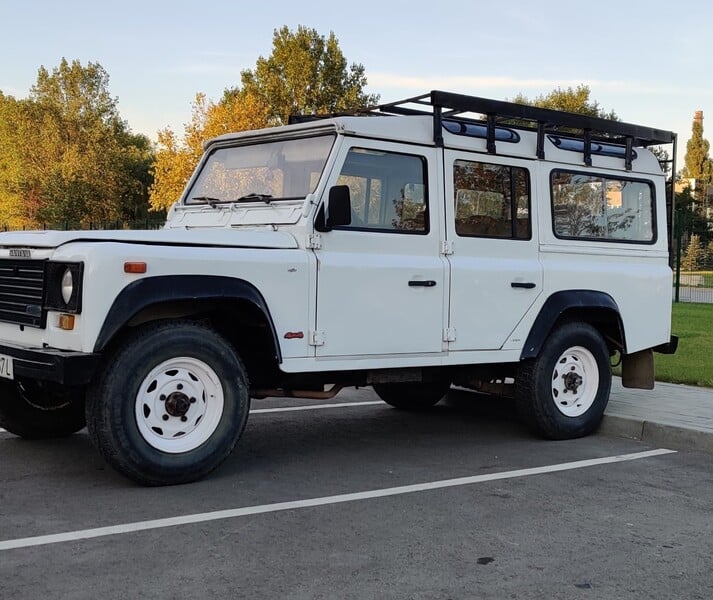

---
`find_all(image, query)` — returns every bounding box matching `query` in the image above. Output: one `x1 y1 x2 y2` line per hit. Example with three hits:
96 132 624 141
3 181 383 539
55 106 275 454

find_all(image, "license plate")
0 354 14 380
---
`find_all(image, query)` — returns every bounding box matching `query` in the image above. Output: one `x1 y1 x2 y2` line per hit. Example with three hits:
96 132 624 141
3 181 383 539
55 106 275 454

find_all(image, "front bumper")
0 342 99 386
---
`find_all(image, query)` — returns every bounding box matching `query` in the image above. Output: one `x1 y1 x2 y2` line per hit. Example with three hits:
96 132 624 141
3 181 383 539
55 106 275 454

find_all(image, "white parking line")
0 448 675 552
251 401 382 414
0 401 383 436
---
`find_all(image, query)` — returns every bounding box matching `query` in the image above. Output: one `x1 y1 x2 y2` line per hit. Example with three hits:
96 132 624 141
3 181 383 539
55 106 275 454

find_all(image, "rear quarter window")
550 170 656 243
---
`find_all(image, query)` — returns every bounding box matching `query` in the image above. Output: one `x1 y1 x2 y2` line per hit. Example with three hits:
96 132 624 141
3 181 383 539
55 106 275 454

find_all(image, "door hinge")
443 327 457 342
309 330 325 346
441 240 454 255
307 233 322 249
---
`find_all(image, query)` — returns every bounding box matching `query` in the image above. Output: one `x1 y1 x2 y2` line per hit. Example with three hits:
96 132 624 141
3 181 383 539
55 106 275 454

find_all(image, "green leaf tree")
0 58 153 228
510 85 618 120
681 111 713 201
239 25 380 125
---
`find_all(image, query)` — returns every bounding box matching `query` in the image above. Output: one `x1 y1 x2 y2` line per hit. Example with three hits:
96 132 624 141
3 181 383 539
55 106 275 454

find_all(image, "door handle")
409 280 437 287
511 282 536 289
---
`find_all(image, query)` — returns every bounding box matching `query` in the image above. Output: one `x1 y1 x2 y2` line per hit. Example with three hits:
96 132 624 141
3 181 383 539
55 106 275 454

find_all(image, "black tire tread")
86 320 249 486
515 322 611 440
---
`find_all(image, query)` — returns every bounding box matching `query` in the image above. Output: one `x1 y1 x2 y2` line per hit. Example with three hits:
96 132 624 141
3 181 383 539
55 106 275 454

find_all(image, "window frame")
549 168 657 245
452 159 532 241
331 146 431 235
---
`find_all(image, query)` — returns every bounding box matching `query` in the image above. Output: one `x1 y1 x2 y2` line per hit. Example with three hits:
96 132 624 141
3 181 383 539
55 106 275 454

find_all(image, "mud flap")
621 349 654 389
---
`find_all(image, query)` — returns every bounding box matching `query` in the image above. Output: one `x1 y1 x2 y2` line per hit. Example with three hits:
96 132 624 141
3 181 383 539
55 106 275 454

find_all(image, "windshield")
186 135 335 205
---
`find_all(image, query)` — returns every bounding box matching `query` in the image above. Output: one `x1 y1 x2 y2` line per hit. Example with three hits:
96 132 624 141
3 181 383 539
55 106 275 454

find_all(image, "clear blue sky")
2 0 711 168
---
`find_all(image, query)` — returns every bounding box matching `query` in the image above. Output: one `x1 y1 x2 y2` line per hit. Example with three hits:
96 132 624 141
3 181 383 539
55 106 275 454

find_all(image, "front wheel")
515 322 611 439
86 321 250 486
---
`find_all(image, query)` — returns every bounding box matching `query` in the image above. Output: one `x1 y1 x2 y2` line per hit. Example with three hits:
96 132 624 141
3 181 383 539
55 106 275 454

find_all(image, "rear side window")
551 170 655 243
453 160 531 239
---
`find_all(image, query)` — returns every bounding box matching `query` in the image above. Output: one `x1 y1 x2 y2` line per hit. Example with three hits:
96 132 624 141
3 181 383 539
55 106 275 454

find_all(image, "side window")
335 148 428 233
453 160 531 239
551 170 655 242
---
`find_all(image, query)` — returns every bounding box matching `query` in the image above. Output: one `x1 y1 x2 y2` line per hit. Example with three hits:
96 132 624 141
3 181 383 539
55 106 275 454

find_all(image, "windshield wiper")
236 193 274 204
191 196 222 207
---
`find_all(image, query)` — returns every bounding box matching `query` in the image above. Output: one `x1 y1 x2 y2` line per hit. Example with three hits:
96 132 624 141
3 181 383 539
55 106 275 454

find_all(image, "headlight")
61 268 74 305
44 262 84 314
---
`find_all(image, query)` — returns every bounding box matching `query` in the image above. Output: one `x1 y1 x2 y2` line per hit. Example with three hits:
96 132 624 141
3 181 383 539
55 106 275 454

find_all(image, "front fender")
94 275 280 361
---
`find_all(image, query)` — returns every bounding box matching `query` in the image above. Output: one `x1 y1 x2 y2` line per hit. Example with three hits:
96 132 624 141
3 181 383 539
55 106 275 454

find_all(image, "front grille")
0 259 46 327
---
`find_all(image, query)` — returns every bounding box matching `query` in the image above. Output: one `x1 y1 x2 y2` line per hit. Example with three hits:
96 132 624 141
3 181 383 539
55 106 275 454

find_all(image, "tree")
681 233 702 271
510 85 618 120
681 111 713 200
0 59 153 228
0 93 27 227
682 113 712 179
149 25 378 212
239 25 379 125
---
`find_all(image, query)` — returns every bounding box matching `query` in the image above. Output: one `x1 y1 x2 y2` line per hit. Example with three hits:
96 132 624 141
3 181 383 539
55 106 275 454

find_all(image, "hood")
0 228 299 250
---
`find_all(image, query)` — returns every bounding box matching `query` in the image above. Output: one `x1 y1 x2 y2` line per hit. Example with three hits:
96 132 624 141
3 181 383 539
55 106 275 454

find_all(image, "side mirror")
315 185 352 231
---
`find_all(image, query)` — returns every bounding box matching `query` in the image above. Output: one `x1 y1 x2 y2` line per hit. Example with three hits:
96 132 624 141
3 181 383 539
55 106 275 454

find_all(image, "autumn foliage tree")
149 25 378 212
0 59 153 228
149 90 270 212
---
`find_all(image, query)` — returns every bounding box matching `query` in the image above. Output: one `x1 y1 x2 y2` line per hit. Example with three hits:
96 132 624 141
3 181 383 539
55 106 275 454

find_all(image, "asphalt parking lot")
2 387 713 600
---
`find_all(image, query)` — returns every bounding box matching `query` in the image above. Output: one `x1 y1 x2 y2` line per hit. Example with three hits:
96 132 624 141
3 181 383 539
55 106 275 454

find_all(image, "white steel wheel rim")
551 345 599 418
135 357 225 453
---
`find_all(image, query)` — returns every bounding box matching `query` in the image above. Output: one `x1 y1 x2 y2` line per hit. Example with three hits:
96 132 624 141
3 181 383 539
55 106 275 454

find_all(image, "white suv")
0 91 678 484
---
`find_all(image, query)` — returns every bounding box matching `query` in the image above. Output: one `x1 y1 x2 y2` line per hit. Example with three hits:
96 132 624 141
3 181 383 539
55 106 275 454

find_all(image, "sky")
2 0 712 168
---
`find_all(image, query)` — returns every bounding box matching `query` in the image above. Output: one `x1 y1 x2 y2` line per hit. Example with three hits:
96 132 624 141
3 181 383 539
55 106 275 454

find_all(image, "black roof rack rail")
287 90 676 173
372 90 676 172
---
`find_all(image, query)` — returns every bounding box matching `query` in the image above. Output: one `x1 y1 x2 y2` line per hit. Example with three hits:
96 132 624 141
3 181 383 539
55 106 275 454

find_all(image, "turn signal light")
124 262 147 274
58 314 75 330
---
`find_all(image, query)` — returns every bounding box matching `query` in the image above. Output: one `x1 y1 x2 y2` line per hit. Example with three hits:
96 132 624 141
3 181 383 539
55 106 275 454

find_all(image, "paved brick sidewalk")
601 378 713 452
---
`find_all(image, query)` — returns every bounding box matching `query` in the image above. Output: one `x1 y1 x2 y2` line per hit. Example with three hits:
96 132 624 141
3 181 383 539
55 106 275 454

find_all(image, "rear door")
444 150 543 350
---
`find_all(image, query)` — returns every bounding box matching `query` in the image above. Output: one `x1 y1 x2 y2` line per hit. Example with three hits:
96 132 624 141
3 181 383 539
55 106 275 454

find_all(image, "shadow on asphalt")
0 388 528 490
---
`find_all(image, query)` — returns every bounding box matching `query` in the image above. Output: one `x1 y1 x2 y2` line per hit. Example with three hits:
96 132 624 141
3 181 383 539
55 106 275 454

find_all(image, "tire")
515 322 611 439
86 321 250 486
0 380 86 439
373 381 450 410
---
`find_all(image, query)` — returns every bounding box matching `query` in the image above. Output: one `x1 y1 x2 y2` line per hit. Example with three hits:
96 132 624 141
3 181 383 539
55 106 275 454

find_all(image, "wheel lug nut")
160 395 166 401
162 414 169 421
181 416 188 422
177 384 183 390
190 397 196 403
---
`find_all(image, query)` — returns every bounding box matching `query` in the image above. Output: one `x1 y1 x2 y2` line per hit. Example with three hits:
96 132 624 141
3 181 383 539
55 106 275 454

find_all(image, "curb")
599 413 713 453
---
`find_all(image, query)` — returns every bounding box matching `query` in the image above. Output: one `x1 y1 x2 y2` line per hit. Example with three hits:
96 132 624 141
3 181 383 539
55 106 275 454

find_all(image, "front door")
314 140 446 357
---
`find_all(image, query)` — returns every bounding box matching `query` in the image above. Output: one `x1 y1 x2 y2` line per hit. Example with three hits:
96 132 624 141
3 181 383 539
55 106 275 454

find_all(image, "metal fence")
673 209 713 304
0 219 166 232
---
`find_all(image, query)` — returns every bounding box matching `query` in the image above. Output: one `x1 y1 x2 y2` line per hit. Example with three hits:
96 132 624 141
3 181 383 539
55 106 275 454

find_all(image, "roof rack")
372 91 676 172
288 90 676 173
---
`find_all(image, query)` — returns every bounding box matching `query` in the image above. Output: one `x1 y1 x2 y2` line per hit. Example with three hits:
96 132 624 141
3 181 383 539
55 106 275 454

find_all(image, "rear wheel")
0 380 85 438
516 322 611 439
373 381 450 410
86 321 250 486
